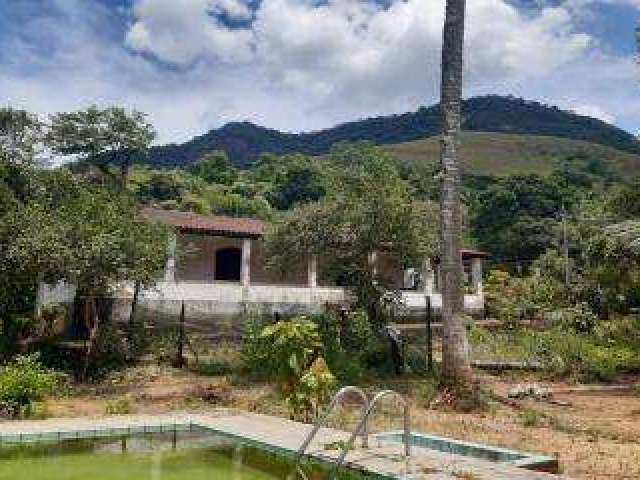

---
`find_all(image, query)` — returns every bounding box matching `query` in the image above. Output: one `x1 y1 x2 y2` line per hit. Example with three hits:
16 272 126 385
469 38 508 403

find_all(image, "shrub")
470 321 640 382
520 408 544 427
150 327 184 367
525 327 639 382
484 268 565 325
105 396 133 415
241 317 322 388
0 354 57 418
286 357 336 421
241 317 338 420
310 310 372 383
552 303 598 333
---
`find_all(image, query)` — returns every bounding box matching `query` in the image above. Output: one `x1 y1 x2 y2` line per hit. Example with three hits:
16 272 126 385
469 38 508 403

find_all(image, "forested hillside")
148 95 640 168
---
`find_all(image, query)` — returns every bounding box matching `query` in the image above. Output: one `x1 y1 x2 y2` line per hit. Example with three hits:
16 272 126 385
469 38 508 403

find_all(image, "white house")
37 208 488 337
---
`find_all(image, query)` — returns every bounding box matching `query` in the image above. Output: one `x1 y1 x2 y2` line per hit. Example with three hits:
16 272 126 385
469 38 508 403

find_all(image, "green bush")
286 357 336 421
0 354 58 418
105 396 133 415
242 317 322 388
310 310 372 383
470 321 640 382
150 328 184 367
241 316 338 420
552 303 598 333
520 408 544 427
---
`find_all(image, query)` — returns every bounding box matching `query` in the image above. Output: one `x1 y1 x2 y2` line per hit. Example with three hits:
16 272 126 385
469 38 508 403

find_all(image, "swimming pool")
0 426 370 480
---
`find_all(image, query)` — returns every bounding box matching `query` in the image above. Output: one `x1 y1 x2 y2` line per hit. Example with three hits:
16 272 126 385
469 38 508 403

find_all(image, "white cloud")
572 104 616 123
0 0 637 144
125 0 255 65
122 0 594 119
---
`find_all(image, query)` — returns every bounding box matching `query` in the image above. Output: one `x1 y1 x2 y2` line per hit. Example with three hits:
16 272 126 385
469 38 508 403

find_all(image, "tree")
188 151 237 185
439 0 472 383
0 108 44 165
47 107 155 187
265 144 438 328
0 163 169 366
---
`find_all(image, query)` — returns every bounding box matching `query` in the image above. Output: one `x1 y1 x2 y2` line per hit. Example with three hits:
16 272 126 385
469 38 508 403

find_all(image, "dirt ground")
33 365 640 480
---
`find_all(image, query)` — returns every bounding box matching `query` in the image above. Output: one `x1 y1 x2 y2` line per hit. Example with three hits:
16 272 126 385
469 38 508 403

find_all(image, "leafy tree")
0 162 169 369
471 175 567 263
265 144 438 328
203 188 272 219
439 0 472 383
244 153 327 210
130 168 201 204
47 106 155 186
188 151 237 185
607 180 640 220
0 108 44 165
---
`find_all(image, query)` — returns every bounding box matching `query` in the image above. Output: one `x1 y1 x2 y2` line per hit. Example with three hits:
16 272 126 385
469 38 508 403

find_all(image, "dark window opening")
215 247 242 281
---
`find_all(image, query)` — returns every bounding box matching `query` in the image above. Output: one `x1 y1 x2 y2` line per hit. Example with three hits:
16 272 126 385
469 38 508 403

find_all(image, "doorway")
215 247 242 281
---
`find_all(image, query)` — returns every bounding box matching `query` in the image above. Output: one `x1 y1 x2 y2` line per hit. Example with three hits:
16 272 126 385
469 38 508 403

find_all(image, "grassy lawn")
385 132 640 177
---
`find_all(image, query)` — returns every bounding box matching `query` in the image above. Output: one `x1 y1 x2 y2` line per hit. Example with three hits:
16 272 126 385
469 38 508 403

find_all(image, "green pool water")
0 429 366 480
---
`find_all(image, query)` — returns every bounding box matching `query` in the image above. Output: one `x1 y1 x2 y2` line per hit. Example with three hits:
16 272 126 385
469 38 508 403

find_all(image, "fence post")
176 301 186 368
425 295 433 373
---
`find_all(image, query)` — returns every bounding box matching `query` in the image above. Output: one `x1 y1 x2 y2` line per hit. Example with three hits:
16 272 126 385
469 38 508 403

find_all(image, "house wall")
176 234 217 281
35 230 486 339
176 233 308 286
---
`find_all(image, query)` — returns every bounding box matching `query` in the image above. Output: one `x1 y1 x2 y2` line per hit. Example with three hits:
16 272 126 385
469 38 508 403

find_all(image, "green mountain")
148 95 640 169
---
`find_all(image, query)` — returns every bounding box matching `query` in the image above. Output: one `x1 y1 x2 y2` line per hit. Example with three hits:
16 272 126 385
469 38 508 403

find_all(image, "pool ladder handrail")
295 386 370 461
333 389 411 471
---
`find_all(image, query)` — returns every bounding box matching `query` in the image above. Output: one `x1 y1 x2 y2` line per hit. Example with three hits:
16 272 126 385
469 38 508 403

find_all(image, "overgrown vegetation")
242 316 336 420
0 354 59 418
2 100 640 428
470 316 640 382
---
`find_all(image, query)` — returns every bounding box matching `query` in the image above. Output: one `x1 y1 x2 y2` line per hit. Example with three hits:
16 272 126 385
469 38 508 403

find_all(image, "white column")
422 258 435 295
308 255 318 288
164 233 177 282
241 238 251 287
471 257 483 295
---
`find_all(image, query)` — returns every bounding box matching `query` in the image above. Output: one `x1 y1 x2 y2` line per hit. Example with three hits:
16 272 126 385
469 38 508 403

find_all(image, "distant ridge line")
147 95 640 168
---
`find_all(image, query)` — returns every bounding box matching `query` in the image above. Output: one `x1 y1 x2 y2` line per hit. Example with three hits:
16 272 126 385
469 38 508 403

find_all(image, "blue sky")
0 0 638 144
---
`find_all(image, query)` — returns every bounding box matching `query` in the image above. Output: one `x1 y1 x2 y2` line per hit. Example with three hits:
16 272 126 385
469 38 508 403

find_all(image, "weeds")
105 396 133 415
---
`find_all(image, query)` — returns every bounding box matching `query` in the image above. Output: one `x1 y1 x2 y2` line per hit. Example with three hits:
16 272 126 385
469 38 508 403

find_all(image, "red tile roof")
142 208 490 259
142 208 265 237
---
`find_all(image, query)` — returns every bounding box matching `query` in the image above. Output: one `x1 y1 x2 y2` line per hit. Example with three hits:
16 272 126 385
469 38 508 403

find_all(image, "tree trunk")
438 0 472 384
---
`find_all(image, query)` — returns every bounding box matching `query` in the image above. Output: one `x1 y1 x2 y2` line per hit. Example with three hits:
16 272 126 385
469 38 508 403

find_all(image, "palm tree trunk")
439 0 472 384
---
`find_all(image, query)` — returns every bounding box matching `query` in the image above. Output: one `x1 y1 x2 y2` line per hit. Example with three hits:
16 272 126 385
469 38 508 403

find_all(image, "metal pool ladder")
290 386 370 480
296 386 370 460
333 389 411 471
291 387 411 479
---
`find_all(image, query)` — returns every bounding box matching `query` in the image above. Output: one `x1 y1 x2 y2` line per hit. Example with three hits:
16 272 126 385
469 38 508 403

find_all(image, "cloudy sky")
0 0 638 144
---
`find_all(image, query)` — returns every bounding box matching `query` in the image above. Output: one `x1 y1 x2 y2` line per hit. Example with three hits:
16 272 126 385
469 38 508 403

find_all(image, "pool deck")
0 410 568 479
